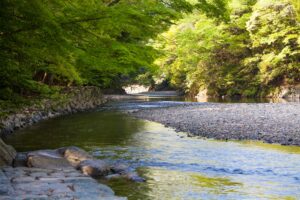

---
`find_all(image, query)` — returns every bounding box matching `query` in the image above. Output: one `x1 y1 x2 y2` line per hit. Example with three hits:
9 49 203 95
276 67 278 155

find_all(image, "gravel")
131 103 300 146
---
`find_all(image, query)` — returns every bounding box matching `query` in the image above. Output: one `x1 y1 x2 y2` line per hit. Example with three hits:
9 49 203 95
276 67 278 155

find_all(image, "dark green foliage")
0 0 193 100
2 0 297 100
196 0 231 21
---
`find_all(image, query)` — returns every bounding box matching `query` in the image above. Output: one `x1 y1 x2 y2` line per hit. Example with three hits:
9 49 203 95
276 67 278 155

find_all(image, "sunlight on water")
236 140 300 154
4 105 300 200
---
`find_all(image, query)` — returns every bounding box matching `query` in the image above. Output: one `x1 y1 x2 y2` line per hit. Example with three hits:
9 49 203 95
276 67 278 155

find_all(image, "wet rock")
62 146 93 167
79 159 111 178
105 174 122 180
0 138 17 166
27 150 71 169
111 163 129 174
13 152 28 167
121 172 145 182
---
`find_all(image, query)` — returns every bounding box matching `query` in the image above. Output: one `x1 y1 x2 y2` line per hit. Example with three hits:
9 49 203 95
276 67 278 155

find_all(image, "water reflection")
4 108 300 200
4 111 146 151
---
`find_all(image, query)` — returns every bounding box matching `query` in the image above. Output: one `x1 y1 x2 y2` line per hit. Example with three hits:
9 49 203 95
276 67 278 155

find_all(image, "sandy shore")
132 103 300 146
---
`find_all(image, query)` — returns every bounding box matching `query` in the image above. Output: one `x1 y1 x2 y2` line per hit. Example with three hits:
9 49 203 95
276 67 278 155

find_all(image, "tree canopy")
1 0 299 100
0 0 192 100
154 0 300 97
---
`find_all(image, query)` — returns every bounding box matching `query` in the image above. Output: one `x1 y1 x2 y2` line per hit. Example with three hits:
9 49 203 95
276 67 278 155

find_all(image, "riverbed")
4 99 300 200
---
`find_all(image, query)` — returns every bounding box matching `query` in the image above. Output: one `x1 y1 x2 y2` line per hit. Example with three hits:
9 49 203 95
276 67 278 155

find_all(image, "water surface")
4 101 300 200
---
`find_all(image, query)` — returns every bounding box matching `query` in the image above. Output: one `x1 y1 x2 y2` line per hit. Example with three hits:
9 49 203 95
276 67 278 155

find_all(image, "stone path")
0 166 125 200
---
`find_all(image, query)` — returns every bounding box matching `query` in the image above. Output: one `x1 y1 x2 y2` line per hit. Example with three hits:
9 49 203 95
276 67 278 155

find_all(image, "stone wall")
0 86 107 136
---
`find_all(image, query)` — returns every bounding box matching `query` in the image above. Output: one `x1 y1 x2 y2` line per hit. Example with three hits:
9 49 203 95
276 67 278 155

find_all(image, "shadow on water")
4 100 300 200
4 111 146 151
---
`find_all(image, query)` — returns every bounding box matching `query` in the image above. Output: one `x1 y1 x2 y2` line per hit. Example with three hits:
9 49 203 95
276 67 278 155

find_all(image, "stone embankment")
0 87 150 199
0 87 151 137
0 167 121 200
0 87 107 136
0 138 145 199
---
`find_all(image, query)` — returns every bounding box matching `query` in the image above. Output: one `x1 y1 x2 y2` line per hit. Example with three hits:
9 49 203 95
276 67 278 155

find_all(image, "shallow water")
4 100 300 200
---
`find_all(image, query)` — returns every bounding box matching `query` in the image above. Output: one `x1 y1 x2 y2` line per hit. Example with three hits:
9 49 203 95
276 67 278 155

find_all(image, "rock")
27 150 71 169
121 172 145 182
62 146 93 167
0 138 17 166
79 159 111 178
110 163 145 182
105 174 122 180
0 87 106 137
0 170 14 196
111 163 129 174
1 166 125 199
13 152 28 167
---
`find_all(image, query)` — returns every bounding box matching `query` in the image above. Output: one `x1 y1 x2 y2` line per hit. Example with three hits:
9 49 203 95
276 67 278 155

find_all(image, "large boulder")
27 150 71 169
0 138 17 166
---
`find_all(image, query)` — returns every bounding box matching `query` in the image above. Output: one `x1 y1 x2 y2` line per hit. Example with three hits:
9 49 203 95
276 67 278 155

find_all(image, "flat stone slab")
0 166 125 200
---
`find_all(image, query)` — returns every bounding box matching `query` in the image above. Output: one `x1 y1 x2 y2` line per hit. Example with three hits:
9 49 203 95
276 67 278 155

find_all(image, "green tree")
245 0 300 95
154 0 300 98
0 0 192 100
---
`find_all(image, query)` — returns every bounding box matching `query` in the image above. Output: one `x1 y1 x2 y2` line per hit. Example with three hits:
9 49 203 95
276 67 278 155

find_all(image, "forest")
1 1 300 199
0 0 299 101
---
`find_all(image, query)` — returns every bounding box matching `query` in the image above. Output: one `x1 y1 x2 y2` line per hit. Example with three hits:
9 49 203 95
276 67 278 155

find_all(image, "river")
4 98 300 200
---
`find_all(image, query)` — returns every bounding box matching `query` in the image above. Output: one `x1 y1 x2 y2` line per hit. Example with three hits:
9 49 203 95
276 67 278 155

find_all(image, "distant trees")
154 0 300 97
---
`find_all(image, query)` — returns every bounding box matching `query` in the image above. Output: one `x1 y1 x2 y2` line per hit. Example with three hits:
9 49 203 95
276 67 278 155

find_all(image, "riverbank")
0 87 150 137
132 103 300 146
0 87 147 199
0 87 107 136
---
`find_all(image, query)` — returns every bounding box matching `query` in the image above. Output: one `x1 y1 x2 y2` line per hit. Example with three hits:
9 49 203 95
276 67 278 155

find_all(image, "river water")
4 99 300 200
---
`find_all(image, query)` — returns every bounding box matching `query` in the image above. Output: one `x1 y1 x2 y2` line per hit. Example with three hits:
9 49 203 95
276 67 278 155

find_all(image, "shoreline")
131 102 300 146
0 88 149 137
0 88 148 200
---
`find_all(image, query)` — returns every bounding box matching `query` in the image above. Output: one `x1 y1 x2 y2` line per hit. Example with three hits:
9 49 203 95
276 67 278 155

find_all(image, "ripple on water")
5 106 300 200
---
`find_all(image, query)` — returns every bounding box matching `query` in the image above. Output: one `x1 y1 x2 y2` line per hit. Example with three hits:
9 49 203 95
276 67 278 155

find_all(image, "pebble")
132 103 300 146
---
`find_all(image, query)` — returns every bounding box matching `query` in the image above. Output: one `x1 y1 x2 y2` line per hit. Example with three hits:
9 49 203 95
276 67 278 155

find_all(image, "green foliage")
2 0 297 100
196 0 231 21
246 0 300 87
290 0 300 21
0 0 192 100
155 0 300 97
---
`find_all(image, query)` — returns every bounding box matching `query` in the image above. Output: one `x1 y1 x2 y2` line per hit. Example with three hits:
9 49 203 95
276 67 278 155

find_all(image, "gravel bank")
132 103 300 146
